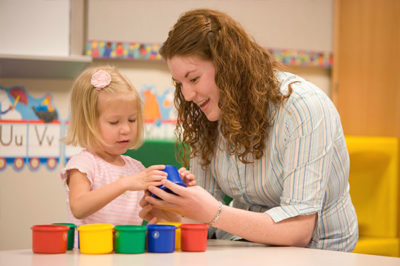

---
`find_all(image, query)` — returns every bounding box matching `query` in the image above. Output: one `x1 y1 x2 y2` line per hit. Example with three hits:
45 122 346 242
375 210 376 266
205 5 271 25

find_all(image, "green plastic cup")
52 223 76 250
114 225 147 254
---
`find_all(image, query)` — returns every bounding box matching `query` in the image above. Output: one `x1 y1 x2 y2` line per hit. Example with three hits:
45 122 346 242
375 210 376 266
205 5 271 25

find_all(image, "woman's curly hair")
160 9 291 168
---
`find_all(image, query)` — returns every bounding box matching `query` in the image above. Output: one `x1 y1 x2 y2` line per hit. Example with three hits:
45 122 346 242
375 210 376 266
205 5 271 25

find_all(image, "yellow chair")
346 136 399 257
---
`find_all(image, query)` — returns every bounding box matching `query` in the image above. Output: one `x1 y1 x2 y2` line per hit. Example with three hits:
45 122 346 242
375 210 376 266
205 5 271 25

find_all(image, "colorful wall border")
86 41 162 61
86 40 333 68
269 49 332 68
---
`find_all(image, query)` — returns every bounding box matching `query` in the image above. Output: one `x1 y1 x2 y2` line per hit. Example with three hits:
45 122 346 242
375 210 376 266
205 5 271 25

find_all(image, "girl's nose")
181 84 196 102
120 123 130 134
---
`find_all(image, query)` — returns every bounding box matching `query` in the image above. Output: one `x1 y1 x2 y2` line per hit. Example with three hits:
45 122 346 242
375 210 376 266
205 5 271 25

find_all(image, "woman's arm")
145 181 317 247
213 203 316 247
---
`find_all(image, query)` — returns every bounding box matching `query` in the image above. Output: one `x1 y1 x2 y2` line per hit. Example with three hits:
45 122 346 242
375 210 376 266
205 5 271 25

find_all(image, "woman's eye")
190 77 199 83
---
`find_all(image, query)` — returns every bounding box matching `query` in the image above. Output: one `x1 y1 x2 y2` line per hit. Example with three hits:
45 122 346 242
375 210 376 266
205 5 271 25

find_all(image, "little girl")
61 65 167 227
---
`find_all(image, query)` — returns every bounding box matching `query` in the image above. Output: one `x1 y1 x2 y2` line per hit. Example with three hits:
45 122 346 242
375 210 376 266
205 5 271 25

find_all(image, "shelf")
0 54 92 79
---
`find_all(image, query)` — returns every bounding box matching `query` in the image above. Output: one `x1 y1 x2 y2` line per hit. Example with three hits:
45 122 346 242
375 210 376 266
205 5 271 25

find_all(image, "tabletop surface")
1 240 399 266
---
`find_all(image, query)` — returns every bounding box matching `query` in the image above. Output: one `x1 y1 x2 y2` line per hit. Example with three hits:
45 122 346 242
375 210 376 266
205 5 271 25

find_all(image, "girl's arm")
144 181 316 247
68 165 167 219
68 169 127 219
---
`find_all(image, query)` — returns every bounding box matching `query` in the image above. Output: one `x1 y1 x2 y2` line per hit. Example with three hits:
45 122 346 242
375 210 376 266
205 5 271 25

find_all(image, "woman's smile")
167 56 221 121
198 98 210 110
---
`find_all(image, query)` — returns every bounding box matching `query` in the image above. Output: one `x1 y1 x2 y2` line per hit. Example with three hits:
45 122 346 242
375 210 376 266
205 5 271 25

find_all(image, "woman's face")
167 55 221 121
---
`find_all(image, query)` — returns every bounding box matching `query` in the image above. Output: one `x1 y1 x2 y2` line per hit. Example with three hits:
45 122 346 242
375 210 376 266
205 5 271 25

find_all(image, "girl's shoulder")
66 149 95 165
61 149 97 183
121 155 146 170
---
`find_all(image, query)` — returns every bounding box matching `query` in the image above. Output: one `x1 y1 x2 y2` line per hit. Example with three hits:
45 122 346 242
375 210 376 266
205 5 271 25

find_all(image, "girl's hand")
178 167 197 186
124 165 167 191
139 190 182 224
145 180 220 224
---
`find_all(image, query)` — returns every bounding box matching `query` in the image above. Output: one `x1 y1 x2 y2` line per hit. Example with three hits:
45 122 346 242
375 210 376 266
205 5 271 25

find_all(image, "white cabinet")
0 0 90 79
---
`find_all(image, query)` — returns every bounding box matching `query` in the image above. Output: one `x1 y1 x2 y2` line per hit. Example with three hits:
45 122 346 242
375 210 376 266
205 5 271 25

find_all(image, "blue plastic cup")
151 165 186 199
147 224 177 253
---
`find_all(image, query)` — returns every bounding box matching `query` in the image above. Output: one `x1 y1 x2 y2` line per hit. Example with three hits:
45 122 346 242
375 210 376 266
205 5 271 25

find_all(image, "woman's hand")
139 190 182 224
178 167 197 186
124 165 167 191
144 180 220 224
143 181 317 247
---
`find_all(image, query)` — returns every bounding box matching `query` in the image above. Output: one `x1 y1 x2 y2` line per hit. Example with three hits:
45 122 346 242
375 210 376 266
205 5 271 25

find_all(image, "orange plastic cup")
31 225 69 254
180 224 209 252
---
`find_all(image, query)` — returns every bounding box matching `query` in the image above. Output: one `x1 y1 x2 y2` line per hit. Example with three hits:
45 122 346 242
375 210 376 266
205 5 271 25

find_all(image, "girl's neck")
88 148 125 166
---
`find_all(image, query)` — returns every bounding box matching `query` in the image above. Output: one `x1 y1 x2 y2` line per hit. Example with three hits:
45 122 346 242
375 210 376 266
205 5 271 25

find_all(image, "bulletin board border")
86 40 333 68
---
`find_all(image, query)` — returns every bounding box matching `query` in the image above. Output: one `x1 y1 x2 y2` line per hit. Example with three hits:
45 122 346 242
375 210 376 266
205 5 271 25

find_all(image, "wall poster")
0 84 176 172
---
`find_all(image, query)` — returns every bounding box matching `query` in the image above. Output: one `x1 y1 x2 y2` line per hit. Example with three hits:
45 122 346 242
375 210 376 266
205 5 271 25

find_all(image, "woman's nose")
181 84 196 102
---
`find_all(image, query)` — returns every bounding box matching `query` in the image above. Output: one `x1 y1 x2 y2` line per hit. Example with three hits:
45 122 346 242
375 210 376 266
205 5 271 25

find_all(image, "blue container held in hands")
151 165 187 199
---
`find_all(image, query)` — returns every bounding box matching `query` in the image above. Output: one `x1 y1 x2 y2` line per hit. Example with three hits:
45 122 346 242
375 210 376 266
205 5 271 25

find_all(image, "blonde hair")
160 9 290 168
63 65 144 150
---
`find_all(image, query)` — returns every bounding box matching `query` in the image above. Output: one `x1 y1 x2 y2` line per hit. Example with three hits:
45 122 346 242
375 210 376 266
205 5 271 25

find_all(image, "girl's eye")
109 121 118 125
129 119 137 123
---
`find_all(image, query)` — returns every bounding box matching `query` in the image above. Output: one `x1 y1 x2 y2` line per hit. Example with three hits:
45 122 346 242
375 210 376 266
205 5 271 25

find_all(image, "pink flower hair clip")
91 70 111 90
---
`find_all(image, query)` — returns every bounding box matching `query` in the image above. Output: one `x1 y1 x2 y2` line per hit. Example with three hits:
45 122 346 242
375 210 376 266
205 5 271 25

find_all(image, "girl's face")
96 92 138 161
167 55 221 121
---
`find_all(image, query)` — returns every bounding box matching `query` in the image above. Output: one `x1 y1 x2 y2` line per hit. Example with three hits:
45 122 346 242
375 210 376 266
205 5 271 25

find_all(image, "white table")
1 240 399 266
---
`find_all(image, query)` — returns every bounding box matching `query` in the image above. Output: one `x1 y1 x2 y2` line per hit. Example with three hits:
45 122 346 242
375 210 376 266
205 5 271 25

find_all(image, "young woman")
140 9 358 251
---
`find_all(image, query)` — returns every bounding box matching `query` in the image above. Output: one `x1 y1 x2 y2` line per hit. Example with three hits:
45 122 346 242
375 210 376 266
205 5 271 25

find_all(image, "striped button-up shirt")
190 71 358 251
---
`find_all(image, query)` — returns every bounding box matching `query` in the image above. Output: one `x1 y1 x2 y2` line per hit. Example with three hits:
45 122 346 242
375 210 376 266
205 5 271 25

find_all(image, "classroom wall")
87 0 333 93
0 0 333 250
88 0 333 51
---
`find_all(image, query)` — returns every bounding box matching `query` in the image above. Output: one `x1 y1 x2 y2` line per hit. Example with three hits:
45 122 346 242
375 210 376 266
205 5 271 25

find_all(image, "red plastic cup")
180 224 209 252
31 224 69 254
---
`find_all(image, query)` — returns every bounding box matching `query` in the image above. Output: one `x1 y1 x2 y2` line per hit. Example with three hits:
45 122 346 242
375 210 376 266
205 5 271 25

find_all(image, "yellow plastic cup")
77 224 114 254
157 222 182 250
